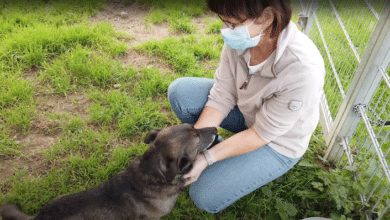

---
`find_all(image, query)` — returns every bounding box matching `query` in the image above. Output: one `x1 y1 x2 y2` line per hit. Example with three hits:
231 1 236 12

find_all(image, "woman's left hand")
183 153 209 186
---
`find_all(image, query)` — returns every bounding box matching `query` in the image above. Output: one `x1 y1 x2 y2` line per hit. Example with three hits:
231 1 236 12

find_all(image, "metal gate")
297 0 390 219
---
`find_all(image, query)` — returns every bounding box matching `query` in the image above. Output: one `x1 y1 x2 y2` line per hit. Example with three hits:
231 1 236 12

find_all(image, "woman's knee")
168 77 215 123
189 183 222 214
168 77 188 104
168 77 214 103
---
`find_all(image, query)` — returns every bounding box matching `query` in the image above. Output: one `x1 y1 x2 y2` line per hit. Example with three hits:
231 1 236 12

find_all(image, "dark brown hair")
206 0 292 38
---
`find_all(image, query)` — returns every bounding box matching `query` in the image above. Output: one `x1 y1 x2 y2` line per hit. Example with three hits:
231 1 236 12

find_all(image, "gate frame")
298 1 390 219
323 4 390 162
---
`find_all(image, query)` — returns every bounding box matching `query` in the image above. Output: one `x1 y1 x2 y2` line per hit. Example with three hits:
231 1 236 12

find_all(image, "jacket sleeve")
205 44 237 116
254 64 324 143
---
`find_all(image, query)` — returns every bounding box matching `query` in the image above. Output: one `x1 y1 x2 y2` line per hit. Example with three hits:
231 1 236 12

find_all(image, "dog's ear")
164 156 192 183
144 129 162 144
165 165 178 183
179 156 191 173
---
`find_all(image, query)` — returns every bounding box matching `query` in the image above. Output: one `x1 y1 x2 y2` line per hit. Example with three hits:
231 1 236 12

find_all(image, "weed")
170 17 196 34
1 22 128 70
1 102 36 132
118 99 170 137
145 8 169 24
40 45 129 94
88 89 135 126
132 67 171 99
0 0 104 39
0 74 34 109
135 34 223 75
205 18 222 34
46 126 112 159
138 0 206 33
0 128 20 157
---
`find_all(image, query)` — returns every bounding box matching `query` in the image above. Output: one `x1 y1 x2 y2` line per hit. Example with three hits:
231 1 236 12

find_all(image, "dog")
1 123 217 220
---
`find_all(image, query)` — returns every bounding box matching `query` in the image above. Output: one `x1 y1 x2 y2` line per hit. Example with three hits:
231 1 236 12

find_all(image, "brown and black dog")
1 123 217 220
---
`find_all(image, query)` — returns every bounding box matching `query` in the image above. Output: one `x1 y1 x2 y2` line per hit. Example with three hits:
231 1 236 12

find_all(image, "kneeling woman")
168 0 325 213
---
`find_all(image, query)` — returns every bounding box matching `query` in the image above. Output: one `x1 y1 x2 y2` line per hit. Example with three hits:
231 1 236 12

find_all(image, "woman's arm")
209 126 267 162
183 124 267 186
194 106 267 162
194 106 225 129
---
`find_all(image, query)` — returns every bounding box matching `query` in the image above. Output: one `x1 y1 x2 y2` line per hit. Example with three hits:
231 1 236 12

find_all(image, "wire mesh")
307 0 385 124
333 54 390 219
298 0 390 219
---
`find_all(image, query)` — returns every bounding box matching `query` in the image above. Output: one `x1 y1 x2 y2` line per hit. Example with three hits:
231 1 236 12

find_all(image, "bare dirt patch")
90 1 176 72
29 91 91 136
90 1 172 46
0 133 55 183
37 92 90 120
193 15 213 35
24 65 43 79
0 92 91 182
90 1 215 72
120 49 174 72
90 1 216 44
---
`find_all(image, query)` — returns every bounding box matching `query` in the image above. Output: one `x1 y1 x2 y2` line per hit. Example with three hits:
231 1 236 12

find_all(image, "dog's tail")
1 204 34 220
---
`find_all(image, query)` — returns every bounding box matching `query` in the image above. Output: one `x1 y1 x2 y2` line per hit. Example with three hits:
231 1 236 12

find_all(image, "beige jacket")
205 21 325 158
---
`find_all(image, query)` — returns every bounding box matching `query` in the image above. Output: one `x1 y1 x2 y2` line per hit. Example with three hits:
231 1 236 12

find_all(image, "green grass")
205 18 223 34
135 34 223 76
0 0 389 220
0 74 34 109
1 21 128 71
0 128 21 157
0 74 36 132
139 0 206 33
0 0 105 39
39 44 129 94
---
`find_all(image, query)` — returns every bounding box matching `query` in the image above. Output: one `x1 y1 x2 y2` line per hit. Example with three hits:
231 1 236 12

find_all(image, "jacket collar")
235 21 296 78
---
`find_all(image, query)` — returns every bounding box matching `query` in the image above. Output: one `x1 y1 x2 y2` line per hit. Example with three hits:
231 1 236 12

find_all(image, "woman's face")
219 7 273 39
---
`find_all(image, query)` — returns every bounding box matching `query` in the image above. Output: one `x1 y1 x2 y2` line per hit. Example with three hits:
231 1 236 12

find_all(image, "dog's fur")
1 124 217 220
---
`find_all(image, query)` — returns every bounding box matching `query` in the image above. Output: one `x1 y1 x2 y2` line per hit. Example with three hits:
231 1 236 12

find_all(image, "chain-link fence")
297 0 390 219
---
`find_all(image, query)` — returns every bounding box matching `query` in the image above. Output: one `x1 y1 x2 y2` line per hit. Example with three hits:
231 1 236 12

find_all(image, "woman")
167 0 325 213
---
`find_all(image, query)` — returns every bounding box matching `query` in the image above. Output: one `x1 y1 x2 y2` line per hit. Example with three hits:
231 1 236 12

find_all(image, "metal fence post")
297 0 319 36
324 4 390 161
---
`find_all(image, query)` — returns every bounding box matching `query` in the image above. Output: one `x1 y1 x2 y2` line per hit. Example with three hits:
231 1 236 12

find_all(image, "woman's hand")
183 153 209 186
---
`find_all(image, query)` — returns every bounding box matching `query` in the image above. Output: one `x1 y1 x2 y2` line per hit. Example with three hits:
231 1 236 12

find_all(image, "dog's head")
140 123 217 183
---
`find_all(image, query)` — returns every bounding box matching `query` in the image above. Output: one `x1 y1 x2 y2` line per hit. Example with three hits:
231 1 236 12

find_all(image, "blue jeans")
167 77 301 213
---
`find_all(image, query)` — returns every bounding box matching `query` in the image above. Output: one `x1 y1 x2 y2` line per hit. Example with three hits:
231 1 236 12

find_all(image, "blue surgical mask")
221 18 264 50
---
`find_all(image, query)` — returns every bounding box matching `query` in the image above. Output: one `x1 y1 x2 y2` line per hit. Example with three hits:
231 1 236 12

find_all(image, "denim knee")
167 77 184 106
167 77 213 124
168 78 195 123
189 185 221 213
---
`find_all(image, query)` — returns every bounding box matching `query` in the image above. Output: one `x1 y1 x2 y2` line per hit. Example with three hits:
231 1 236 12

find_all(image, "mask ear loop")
248 18 265 40
247 18 258 28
